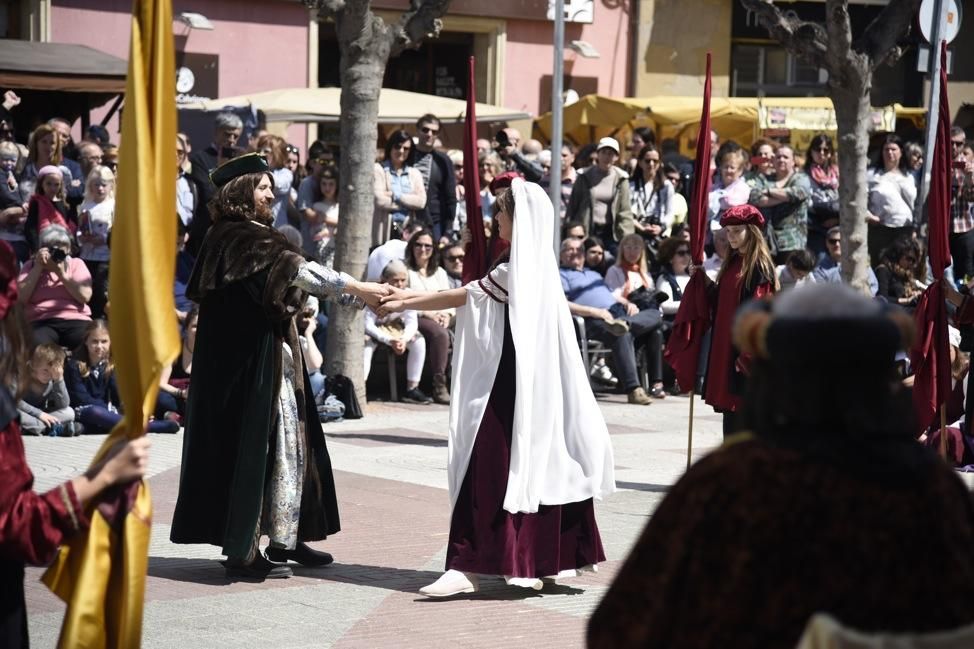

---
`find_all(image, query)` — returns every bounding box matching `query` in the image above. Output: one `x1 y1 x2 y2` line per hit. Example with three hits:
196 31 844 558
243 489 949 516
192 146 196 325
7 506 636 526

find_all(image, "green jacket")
567 166 634 243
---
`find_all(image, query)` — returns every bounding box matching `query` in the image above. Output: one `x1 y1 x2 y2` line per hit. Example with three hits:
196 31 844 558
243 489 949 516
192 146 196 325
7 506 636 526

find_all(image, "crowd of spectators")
6 81 974 422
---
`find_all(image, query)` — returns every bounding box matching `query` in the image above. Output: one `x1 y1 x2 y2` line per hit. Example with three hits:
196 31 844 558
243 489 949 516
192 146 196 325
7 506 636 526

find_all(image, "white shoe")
504 575 544 590
419 570 479 597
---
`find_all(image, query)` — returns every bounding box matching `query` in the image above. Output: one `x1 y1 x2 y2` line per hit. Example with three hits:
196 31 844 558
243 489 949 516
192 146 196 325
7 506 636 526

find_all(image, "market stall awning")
534 94 926 149
179 86 532 124
0 39 127 92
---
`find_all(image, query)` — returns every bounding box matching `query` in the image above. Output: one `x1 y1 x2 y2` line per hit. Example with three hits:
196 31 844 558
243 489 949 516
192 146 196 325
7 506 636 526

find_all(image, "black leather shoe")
223 554 292 581
265 542 334 567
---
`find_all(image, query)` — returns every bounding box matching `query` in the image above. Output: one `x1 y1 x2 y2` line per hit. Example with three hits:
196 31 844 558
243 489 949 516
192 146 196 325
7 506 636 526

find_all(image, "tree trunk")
324 9 391 404
831 68 872 294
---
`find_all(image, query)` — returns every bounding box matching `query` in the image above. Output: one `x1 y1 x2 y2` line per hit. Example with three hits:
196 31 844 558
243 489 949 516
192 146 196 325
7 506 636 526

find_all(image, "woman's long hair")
208 171 274 226
631 143 663 194
0 303 29 399
616 232 649 274
255 134 287 170
405 228 440 273
73 319 114 379
27 124 63 167
717 224 778 291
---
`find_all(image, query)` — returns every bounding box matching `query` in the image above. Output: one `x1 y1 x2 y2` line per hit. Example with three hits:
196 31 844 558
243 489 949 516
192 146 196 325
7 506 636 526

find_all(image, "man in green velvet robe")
170 154 385 581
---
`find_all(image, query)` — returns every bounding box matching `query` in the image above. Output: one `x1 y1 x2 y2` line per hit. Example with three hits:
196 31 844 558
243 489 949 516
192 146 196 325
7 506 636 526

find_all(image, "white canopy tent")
178 86 532 124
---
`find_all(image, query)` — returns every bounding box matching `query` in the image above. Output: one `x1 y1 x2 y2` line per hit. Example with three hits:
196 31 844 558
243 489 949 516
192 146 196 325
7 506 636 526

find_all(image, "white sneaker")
504 575 544 590
419 570 479 597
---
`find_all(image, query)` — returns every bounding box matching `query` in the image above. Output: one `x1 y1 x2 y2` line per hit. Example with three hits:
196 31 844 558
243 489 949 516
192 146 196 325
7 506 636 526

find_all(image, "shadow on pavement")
147 557 232 585
324 432 447 447
614 480 670 493
412 580 587 602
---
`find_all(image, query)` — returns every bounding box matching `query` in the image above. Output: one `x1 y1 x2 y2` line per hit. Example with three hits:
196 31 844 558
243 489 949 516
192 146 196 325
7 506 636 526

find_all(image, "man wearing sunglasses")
410 113 456 242
813 226 878 295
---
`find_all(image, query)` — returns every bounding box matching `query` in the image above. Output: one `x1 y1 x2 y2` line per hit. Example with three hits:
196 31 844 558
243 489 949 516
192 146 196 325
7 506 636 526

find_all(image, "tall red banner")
911 41 952 434
664 52 714 391
461 56 485 283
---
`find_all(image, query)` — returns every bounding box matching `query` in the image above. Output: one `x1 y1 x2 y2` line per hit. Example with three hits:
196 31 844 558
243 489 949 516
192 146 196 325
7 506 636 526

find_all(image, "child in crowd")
310 167 339 268
363 259 431 404
776 249 816 291
17 343 82 437
65 319 179 434
0 140 29 262
76 166 115 319
25 165 72 252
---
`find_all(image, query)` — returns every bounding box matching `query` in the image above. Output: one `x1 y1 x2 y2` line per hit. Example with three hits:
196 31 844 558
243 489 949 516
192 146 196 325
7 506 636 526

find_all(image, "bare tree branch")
855 0 922 68
389 0 452 57
739 0 828 68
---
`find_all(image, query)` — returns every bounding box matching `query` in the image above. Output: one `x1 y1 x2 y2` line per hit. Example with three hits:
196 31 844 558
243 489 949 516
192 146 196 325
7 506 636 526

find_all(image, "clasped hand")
374 288 409 318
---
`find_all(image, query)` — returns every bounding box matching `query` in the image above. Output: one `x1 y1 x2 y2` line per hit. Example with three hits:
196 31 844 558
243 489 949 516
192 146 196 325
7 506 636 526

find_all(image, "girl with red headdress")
701 204 777 436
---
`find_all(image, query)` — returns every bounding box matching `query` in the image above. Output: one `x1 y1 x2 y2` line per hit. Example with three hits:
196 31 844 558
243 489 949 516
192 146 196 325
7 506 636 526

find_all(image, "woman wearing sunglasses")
804 134 840 260
373 130 426 247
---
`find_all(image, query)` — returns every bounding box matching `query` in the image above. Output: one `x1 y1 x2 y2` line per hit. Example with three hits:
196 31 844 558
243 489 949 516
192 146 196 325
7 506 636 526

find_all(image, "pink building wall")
503 2 632 115
50 0 310 149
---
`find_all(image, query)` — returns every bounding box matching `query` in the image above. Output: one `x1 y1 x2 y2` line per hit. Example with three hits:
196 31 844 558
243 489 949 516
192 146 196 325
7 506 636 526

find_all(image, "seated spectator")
65 320 179 434
655 237 692 320
584 236 610 275
24 165 72 252
158 306 197 420
366 219 424 281
813 226 879 295
704 227 729 280
605 233 666 398
0 139 29 262
708 142 749 226
776 249 816 291
406 229 453 404
16 225 92 349
295 297 326 399
441 242 464 288
373 130 426 247
17 343 80 437
561 219 586 241
76 166 115 319
364 260 431 404
588 284 974 648
560 237 659 406
874 235 922 311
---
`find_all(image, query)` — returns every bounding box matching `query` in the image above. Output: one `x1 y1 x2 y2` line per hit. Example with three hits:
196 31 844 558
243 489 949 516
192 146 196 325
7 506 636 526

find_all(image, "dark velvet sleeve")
0 388 89 565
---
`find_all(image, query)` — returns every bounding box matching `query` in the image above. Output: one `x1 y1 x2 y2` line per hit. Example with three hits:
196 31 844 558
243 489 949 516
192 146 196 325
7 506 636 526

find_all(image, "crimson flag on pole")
461 56 485 284
664 52 713 391
911 40 952 434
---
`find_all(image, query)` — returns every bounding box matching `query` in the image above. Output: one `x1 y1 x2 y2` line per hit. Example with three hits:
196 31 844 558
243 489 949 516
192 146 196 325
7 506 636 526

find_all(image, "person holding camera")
874 235 923 313
16 224 92 349
493 128 543 184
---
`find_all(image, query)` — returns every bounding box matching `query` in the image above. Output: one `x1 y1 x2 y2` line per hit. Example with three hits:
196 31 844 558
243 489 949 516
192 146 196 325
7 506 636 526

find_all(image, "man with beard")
170 153 388 580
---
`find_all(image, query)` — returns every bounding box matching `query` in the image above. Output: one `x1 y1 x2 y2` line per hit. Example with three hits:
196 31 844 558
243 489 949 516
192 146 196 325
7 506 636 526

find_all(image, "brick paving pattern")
23 393 722 648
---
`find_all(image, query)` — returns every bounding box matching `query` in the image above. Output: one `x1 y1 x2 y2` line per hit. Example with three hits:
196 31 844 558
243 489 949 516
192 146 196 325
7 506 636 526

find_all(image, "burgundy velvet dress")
445 309 606 578
0 385 89 649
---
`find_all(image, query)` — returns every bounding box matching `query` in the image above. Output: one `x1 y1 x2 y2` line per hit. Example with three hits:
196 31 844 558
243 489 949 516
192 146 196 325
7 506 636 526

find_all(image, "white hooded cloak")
447 178 616 514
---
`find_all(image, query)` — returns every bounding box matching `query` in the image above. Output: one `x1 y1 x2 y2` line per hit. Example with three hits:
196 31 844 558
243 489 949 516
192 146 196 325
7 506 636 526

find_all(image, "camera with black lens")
50 248 67 263
493 129 510 149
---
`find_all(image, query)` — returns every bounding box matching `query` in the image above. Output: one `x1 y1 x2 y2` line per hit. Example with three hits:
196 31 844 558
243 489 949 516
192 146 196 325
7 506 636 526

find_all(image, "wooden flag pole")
687 390 695 470
939 401 948 460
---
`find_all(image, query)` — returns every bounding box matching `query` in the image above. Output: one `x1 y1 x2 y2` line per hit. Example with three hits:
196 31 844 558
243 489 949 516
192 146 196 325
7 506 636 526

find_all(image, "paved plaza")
23 393 722 649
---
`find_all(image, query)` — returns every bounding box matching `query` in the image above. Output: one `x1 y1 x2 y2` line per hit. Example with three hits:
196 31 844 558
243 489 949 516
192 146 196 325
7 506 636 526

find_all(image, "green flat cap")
209 152 269 187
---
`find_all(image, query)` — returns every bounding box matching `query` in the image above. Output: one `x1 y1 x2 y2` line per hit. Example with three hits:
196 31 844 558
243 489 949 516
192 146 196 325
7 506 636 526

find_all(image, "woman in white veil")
380 178 615 596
